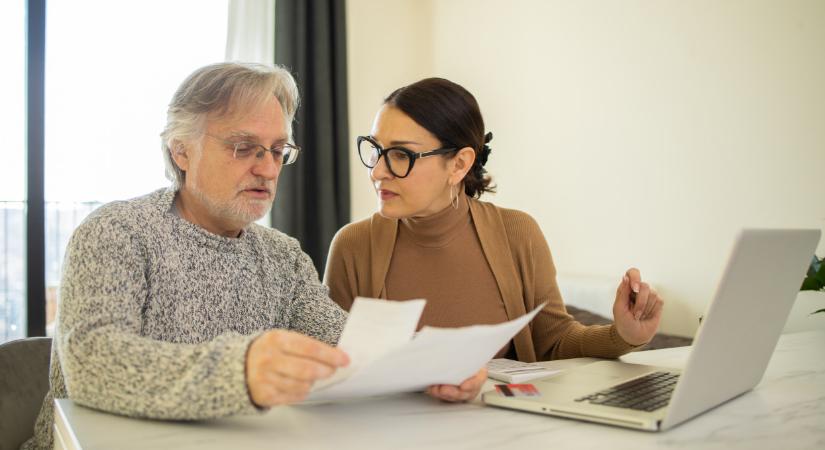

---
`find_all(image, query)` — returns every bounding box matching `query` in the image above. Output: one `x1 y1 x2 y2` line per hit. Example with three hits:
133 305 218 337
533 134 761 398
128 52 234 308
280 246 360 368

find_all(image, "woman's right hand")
612 268 664 346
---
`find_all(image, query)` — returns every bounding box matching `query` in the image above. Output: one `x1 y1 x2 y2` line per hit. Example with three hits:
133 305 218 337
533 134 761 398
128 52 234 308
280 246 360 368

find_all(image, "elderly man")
24 63 485 450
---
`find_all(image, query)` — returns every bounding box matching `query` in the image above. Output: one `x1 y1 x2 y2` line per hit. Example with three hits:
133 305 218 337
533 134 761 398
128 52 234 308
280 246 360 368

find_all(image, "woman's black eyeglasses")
357 135 458 178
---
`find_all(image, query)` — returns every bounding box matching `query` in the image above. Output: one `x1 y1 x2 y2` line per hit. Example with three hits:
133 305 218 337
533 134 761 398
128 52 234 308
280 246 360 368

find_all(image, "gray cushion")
566 305 693 350
0 337 52 450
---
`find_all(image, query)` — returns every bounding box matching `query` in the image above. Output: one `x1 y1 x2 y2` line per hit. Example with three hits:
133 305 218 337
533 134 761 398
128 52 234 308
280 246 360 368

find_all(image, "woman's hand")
426 368 488 402
612 268 664 346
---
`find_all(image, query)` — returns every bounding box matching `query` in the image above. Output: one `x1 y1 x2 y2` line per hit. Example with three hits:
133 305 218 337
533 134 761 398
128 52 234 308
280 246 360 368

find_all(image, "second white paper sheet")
312 298 425 391
307 298 545 402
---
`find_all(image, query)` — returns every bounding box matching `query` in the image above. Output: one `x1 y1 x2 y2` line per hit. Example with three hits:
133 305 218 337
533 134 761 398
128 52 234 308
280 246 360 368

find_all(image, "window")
0 0 26 342
1 0 229 342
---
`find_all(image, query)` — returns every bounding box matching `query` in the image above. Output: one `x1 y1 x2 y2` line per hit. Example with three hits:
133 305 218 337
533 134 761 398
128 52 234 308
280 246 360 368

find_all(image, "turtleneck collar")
399 191 471 248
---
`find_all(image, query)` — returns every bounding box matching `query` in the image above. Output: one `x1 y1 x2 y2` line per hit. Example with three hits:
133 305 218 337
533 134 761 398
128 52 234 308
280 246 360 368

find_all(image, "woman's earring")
450 184 459 209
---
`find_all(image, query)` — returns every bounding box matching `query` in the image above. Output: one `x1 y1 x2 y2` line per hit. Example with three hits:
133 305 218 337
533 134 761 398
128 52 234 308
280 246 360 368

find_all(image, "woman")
324 78 663 364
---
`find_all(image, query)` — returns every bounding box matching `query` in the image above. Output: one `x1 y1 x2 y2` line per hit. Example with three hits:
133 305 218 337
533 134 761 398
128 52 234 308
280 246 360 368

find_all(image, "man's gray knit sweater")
23 188 347 449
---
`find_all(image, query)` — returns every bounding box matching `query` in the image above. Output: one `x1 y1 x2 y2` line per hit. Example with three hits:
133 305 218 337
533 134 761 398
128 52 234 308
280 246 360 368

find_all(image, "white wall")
347 0 825 337
346 0 434 222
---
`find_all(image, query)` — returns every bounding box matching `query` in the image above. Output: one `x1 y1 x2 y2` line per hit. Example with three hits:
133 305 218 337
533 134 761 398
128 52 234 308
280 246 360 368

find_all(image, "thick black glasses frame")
357 135 458 178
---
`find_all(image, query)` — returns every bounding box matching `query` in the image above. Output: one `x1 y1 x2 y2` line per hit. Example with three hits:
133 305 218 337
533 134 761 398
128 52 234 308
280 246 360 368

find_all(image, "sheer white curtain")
226 0 277 228
226 0 276 64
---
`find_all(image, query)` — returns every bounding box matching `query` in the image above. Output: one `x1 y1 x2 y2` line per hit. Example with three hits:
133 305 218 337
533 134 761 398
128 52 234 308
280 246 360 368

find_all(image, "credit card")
495 384 540 397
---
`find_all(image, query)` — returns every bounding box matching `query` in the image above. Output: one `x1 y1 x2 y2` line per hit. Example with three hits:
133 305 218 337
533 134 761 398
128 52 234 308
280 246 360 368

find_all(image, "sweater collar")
160 187 251 251
399 192 470 248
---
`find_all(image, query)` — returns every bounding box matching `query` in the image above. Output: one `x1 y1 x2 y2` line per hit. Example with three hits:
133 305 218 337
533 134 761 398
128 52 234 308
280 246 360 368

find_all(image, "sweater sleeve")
285 242 348 346
513 214 639 360
56 214 260 420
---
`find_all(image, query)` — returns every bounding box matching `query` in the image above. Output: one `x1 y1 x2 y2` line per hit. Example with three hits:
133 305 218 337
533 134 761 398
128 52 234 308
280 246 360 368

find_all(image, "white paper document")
312 298 426 391
307 298 545 402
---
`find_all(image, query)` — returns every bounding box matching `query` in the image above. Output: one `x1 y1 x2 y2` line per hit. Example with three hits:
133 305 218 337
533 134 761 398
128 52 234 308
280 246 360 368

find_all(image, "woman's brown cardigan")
324 198 638 362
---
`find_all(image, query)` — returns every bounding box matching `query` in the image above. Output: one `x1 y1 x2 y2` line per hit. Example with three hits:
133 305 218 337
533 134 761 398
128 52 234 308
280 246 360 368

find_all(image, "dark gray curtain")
272 0 350 274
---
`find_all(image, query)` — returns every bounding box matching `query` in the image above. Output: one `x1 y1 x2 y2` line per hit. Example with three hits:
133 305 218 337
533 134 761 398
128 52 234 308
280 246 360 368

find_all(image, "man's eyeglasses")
205 134 301 165
357 135 457 178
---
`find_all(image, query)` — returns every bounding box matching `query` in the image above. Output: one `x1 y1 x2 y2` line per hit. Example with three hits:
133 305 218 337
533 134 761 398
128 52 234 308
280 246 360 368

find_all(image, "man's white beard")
191 182 274 228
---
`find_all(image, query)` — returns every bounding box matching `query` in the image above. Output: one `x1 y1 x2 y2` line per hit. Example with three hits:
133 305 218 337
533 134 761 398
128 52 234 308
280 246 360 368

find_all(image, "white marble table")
54 330 825 450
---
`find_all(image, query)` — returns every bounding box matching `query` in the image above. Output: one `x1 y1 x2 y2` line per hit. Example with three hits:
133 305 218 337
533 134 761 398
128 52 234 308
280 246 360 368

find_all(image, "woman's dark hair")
384 78 495 198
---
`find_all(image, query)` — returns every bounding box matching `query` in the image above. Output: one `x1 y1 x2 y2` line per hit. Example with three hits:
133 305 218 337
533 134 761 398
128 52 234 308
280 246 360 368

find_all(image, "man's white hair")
160 62 300 189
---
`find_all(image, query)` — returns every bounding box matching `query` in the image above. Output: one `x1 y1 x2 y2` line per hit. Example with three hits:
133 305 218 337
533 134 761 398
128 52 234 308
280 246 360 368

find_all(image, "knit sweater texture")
382 193 513 357
23 188 346 449
324 194 640 363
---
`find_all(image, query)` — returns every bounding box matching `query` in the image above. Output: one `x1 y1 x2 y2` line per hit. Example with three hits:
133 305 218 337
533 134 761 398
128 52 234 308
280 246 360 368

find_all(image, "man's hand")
613 268 664 346
425 368 488 402
246 330 350 407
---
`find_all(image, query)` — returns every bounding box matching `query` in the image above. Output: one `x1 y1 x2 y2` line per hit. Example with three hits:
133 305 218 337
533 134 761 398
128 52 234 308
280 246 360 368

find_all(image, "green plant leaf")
801 256 825 291
810 308 825 315
808 256 819 277
801 277 820 291
815 259 825 287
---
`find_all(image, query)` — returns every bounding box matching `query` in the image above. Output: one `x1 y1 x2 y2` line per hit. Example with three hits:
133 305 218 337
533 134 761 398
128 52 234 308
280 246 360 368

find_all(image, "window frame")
26 0 47 337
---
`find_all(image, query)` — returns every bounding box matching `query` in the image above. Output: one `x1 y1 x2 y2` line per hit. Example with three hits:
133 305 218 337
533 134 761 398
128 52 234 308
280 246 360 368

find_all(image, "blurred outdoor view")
1 0 228 342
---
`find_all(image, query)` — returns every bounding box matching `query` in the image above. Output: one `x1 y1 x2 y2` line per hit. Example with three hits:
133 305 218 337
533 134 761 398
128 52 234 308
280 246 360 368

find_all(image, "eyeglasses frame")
356 135 458 178
204 133 301 165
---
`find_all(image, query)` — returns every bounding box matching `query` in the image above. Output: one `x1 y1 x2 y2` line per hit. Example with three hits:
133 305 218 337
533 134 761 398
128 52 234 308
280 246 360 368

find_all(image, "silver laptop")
483 229 821 431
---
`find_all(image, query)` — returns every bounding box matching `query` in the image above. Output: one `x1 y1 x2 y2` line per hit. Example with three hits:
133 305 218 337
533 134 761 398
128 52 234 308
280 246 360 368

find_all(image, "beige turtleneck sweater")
384 193 514 357
324 193 639 362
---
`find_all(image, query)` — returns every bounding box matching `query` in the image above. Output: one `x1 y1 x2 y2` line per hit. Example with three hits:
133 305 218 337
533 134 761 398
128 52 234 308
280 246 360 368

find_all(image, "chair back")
0 337 52 450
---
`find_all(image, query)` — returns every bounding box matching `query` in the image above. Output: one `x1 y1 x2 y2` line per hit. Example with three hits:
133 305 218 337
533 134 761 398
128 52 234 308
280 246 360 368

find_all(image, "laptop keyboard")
574 371 680 412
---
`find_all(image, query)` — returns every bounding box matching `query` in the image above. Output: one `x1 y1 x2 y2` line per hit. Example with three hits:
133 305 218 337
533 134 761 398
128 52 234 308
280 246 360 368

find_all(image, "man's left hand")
613 268 664 346
426 368 487 402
